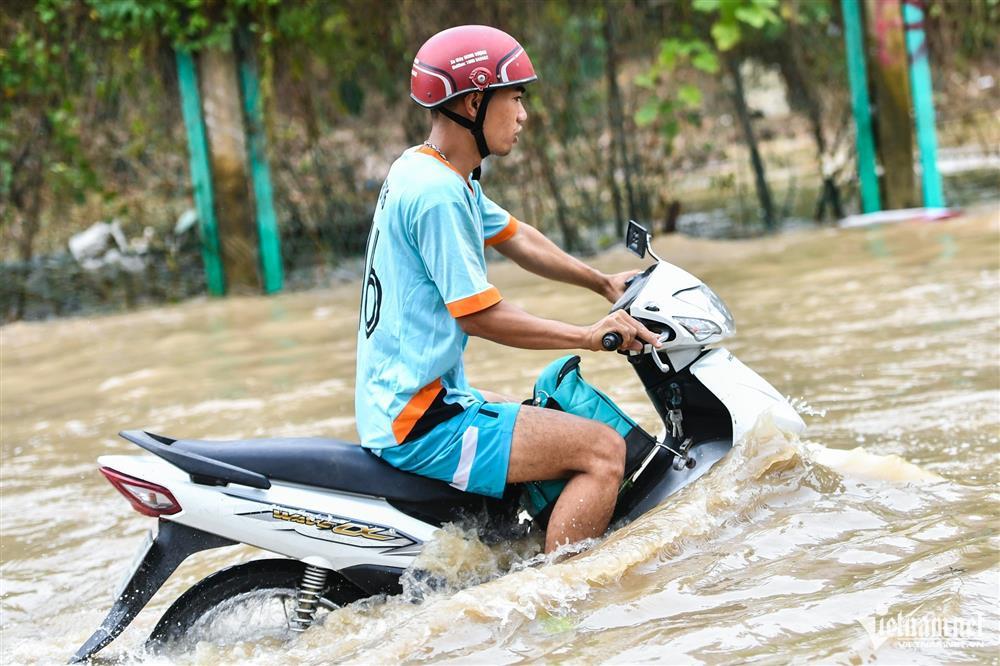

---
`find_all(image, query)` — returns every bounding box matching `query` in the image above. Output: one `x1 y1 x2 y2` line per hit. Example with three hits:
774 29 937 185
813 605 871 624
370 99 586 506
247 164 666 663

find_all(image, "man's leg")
505 405 625 553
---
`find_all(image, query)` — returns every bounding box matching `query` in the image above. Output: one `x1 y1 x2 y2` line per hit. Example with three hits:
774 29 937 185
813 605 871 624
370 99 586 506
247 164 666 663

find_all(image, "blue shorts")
374 396 520 498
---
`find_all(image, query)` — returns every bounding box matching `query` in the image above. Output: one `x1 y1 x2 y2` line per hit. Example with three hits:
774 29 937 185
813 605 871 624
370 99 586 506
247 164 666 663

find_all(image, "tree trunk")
527 135 579 252
5 118 49 320
603 9 626 234
199 45 259 292
726 55 776 230
815 177 845 221
664 200 682 234
864 0 917 209
774 31 844 221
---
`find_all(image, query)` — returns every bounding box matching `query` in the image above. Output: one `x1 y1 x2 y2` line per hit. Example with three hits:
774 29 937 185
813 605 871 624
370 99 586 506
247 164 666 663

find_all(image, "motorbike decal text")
271 509 395 541
232 501 420 552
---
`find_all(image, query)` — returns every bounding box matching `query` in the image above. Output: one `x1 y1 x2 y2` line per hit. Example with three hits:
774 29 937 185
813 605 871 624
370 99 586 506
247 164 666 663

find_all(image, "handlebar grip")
602 332 623 351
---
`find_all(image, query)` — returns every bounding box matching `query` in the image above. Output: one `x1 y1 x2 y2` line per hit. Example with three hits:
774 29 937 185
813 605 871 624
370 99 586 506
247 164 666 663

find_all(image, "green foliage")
634 0 786 141
656 38 720 74
926 0 1000 65
634 99 660 127
688 0 783 49
1 1 98 223
711 21 741 51
678 84 704 108
2 0 996 313
523 8 607 140
89 0 281 50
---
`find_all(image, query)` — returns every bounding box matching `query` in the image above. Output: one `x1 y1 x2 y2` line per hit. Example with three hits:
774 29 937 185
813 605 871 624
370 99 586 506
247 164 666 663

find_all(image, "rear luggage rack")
119 430 271 489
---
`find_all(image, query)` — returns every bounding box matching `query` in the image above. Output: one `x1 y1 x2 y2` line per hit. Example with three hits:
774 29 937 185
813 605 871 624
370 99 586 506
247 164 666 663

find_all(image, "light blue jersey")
355 146 519 450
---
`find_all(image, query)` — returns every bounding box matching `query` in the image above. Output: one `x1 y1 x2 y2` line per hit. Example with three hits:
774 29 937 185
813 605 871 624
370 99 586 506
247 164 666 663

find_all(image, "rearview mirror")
626 220 649 258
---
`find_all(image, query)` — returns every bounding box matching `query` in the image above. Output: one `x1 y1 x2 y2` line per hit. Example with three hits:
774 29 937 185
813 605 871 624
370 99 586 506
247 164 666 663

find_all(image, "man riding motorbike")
356 25 659 553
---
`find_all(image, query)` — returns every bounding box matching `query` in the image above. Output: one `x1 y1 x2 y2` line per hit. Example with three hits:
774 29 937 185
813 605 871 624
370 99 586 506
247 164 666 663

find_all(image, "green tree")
636 0 786 230
1 1 100 318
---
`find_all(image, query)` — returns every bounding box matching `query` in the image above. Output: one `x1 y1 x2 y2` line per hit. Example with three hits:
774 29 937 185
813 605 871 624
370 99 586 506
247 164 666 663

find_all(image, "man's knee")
587 424 626 481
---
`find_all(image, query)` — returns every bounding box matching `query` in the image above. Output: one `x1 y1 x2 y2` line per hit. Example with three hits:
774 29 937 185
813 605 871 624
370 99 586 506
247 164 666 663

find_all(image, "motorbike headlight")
674 285 736 333
675 317 722 341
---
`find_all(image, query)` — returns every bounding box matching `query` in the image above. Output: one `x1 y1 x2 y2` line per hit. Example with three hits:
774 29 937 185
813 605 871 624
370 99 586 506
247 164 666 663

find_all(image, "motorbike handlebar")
601 332 623 351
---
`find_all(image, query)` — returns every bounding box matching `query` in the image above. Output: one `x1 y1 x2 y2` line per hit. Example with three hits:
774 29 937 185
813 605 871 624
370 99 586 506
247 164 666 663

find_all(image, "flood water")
2 204 998 664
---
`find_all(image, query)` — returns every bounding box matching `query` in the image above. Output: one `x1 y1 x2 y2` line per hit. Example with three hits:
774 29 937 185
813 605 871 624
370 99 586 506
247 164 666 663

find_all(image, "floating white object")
838 207 961 229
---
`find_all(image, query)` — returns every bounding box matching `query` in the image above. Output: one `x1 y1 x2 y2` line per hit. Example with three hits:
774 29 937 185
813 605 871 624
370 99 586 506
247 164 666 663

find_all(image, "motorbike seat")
163 434 499 525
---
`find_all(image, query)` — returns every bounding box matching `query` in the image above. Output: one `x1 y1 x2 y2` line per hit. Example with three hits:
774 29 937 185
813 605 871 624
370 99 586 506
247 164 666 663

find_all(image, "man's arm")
457 300 660 352
493 222 638 303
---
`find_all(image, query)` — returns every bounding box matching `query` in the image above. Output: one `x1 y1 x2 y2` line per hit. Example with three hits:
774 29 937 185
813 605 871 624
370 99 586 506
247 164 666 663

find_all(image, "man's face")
482 87 527 156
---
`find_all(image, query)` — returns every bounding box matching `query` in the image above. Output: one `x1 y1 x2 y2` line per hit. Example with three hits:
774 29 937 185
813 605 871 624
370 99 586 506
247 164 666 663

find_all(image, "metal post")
902 0 945 207
175 50 226 296
237 38 283 294
841 0 882 213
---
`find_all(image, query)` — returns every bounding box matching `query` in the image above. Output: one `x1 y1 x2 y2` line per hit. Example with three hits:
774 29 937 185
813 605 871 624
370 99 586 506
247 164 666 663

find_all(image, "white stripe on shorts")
450 426 479 491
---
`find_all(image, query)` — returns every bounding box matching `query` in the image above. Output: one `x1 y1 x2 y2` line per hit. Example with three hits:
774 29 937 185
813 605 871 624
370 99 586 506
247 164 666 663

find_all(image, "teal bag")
521 355 655 520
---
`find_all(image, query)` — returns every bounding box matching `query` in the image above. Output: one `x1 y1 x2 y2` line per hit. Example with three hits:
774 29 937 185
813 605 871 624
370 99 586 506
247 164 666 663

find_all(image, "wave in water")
142 415 946 665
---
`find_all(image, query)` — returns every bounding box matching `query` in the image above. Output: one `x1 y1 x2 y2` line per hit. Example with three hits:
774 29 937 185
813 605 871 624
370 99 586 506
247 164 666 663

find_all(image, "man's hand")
601 270 643 303
584 310 661 352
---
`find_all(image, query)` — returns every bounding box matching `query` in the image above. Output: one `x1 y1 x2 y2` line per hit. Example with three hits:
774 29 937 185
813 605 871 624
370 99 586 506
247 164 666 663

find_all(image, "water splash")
803 441 945 483
290 415 809 664
398 522 545 600
790 396 827 418
161 420 948 666
77 417 949 666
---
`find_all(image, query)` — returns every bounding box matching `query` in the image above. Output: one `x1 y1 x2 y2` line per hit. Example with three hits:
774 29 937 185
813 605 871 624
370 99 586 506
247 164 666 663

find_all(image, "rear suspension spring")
290 565 328 632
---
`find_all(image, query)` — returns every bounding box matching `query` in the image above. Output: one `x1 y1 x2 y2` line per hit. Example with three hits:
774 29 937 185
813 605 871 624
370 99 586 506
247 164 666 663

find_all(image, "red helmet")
410 25 537 109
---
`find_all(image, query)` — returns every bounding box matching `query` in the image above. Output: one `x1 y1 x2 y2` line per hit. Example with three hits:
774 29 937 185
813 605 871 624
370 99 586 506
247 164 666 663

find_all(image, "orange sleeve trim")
446 286 502 318
392 378 443 444
485 216 519 247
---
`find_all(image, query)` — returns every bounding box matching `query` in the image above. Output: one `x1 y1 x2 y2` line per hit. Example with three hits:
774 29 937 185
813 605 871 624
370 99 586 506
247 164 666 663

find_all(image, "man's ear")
465 92 482 115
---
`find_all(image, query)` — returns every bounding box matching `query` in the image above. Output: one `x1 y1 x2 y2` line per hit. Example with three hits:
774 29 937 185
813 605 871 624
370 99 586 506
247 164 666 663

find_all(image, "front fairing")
615 262 735 352
690 348 805 444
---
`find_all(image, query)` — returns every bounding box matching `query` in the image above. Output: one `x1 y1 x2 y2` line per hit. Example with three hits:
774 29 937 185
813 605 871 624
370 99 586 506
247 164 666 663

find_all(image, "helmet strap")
436 90 496 180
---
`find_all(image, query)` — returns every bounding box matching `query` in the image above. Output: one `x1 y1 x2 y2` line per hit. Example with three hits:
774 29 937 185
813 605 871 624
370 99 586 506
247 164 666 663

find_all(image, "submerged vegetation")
2 0 998 320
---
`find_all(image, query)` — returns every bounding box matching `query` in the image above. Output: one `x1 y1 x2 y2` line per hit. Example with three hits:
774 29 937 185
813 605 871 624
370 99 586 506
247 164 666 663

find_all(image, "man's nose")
517 104 528 123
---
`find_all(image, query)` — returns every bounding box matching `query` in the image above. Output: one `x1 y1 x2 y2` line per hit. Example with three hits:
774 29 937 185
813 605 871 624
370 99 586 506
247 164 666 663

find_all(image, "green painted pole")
841 0 882 213
902 0 945 207
175 49 226 296
237 44 283 294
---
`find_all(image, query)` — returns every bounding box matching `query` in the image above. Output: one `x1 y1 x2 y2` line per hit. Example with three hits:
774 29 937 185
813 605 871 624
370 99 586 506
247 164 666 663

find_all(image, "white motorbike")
72 221 804 662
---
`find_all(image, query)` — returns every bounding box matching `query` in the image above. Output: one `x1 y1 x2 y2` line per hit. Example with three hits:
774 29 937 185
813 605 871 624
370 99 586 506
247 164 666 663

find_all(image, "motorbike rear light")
100 467 182 517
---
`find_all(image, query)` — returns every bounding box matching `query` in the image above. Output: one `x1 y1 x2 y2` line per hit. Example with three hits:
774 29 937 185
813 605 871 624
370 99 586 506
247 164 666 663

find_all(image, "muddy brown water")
2 205 998 664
